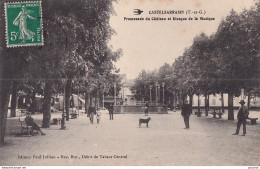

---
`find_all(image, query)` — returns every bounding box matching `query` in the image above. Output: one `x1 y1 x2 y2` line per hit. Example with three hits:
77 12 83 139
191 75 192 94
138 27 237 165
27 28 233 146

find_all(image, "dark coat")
237 105 249 120
25 116 40 130
88 106 96 115
181 104 192 117
108 105 114 114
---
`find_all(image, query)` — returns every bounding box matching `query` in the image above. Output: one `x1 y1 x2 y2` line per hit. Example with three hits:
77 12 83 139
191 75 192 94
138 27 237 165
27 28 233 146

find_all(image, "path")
0 109 259 166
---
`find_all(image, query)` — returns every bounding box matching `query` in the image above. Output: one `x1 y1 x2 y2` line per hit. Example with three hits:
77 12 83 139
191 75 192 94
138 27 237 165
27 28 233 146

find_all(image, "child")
96 108 101 124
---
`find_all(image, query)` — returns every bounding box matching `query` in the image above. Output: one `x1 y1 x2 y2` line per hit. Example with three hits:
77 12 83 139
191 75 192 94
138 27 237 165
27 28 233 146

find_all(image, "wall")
190 94 260 108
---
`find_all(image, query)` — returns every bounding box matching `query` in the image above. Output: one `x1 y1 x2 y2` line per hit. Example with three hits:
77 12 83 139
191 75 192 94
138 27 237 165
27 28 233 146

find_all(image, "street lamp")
102 87 105 109
155 81 158 105
61 77 67 129
149 85 152 102
241 88 244 100
114 83 116 106
122 88 125 105
158 85 160 103
162 82 165 104
173 91 176 112
76 79 80 115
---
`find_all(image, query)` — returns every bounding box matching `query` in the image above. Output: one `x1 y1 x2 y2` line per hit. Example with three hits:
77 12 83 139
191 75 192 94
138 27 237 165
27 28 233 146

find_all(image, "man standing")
181 99 192 129
108 104 114 120
233 100 249 136
88 103 96 124
144 102 149 116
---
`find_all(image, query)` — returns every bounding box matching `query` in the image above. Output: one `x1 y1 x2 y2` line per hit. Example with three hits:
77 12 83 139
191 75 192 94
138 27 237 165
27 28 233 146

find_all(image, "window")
212 98 216 105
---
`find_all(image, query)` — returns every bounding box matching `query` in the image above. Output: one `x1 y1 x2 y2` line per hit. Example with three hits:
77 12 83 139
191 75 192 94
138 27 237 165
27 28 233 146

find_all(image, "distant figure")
88 103 96 124
144 102 149 116
26 98 32 111
96 108 101 124
181 99 192 129
25 113 46 135
108 104 114 120
233 100 249 136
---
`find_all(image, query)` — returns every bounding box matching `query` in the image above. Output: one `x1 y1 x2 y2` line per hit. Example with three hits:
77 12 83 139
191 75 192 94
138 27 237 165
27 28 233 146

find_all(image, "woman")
13 5 36 43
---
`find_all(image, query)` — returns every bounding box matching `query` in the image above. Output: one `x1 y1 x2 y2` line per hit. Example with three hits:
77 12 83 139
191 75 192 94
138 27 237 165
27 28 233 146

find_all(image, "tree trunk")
0 81 13 145
247 93 250 109
90 93 93 106
10 81 18 117
99 93 103 108
30 90 36 115
205 94 208 116
65 79 72 121
181 95 185 107
172 93 175 110
177 92 182 107
189 94 193 106
94 93 97 108
198 93 200 113
221 92 225 113
189 94 193 114
42 80 52 128
207 95 210 111
228 93 234 120
85 92 90 114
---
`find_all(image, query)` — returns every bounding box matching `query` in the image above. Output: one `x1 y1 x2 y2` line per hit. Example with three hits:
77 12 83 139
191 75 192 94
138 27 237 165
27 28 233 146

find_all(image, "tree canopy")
0 0 122 144
132 2 260 112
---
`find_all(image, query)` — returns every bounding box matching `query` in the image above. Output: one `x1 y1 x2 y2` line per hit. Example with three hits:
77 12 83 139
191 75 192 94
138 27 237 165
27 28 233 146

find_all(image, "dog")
139 117 151 128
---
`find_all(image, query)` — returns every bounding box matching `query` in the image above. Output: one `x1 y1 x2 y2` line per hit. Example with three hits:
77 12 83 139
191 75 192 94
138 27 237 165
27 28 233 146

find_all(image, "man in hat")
181 99 192 129
88 103 96 124
233 100 249 136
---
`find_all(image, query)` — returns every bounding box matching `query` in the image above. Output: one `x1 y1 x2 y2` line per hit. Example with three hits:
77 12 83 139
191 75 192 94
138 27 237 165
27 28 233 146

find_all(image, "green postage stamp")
4 1 43 47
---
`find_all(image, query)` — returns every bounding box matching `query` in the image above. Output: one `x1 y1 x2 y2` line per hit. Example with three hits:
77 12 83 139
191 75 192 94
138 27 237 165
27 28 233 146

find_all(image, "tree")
0 0 120 144
131 70 160 102
158 63 174 104
214 6 260 120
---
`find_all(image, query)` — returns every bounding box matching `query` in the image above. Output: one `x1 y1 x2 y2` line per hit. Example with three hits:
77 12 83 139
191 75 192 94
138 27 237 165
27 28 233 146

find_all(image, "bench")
211 110 223 119
53 118 62 125
217 112 224 119
195 112 202 117
210 110 217 118
246 117 258 125
19 118 33 136
70 112 79 119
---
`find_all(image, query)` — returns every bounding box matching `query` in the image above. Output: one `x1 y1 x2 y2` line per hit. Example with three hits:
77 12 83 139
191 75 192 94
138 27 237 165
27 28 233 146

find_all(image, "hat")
239 100 245 104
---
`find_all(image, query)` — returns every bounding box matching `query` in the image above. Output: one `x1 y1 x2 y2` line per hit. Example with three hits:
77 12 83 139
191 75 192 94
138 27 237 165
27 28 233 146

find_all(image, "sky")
109 0 257 79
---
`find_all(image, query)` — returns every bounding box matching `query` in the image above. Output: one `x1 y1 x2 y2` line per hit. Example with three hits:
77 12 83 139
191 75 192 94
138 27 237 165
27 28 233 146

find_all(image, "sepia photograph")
0 0 259 167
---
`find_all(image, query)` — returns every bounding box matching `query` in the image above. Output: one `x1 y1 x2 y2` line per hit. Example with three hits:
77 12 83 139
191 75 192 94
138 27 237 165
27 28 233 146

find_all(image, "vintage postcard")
0 0 259 168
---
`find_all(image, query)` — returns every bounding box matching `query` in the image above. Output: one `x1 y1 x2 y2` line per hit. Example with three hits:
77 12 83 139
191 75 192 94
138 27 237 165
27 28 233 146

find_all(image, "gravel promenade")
0 109 259 166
